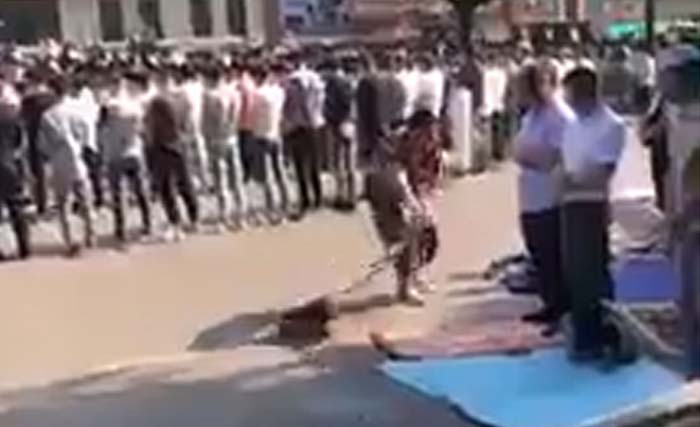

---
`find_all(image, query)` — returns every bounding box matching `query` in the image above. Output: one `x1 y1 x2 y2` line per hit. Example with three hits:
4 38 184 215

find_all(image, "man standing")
322 57 356 210
202 64 247 229
250 64 290 223
20 70 57 217
144 68 200 241
180 65 209 192
284 55 326 217
514 61 574 334
0 79 31 261
67 73 104 210
560 67 626 360
356 54 407 165
99 71 152 244
39 76 95 256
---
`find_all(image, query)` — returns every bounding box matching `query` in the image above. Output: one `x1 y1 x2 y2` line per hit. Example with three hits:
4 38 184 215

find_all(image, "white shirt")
251 81 285 142
289 66 326 128
481 65 508 116
64 89 100 152
39 98 90 184
99 94 145 163
415 67 446 118
182 79 204 139
515 98 575 213
224 80 242 140
630 51 656 87
561 105 627 202
396 67 420 119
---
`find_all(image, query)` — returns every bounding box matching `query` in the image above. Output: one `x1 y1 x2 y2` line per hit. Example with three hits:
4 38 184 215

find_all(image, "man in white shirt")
283 56 326 217
99 71 152 243
39 76 95 256
560 67 626 361
513 60 575 333
482 56 509 161
414 54 446 119
66 75 104 210
180 68 209 191
395 55 419 121
629 45 656 111
250 65 290 223
202 65 246 228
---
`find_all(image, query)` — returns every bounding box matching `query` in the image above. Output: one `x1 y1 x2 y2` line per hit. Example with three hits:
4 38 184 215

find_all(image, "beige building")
0 0 282 45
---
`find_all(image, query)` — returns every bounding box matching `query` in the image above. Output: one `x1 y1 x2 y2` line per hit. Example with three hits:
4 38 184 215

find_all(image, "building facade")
0 0 281 45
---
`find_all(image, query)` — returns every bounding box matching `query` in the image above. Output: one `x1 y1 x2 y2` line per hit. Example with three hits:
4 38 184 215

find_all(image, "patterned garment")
398 122 443 199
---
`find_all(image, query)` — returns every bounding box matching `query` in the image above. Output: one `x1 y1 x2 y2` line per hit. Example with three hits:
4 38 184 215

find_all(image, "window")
190 0 213 37
99 0 124 41
0 0 61 44
138 0 163 38
227 0 247 35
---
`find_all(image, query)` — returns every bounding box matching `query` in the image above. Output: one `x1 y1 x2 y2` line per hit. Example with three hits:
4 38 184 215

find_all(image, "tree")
445 0 493 52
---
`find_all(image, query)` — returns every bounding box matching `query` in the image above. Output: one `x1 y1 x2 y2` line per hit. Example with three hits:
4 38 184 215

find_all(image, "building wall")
58 0 101 44
1 0 272 45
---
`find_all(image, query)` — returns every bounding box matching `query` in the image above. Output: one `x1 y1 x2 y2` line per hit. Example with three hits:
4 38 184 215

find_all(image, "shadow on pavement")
0 345 468 427
188 293 398 353
188 312 278 351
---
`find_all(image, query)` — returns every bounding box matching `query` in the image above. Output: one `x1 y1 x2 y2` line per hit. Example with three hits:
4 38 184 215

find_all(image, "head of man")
250 64 269 86
47 74 69 100
202 65 222 89
124 70 149 96
564 67 599 115
534 58 559 103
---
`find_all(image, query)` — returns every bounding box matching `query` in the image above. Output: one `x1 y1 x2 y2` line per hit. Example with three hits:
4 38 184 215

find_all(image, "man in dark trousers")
20 70 57 217
283 54 326 217
0 83 31 261
144 68 200 242
321 56 356 210
561 67 626 360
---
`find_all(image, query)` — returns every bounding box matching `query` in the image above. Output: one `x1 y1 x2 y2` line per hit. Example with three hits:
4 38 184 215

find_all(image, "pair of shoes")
397 288 426 307
540 322 561 338
65 244 83 258
522 308 558 324
85 236 97 249
163 226 186 243
415 278 437 294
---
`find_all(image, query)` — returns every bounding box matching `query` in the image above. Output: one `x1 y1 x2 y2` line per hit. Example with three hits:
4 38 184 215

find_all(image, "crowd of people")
0 40 453 303
0 35 692 323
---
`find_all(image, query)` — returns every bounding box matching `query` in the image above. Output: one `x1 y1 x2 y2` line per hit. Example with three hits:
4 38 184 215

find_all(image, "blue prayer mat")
382 348 683 427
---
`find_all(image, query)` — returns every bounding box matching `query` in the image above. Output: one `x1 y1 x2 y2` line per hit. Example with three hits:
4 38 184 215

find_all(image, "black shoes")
522 308 560 324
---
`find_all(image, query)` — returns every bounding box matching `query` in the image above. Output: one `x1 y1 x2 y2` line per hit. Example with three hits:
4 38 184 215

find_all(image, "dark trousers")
83 148 105 209
521 208 567 316
150 148 199 226
239 130 255 183
562 201 614 353
490 112 508 162
108 157 152 241
28 149 47 215
286 127 322 210
327 123 357 205
0 193 30 259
